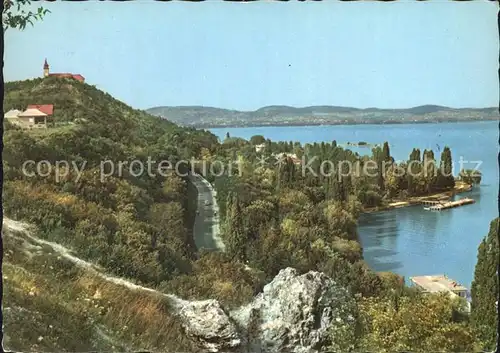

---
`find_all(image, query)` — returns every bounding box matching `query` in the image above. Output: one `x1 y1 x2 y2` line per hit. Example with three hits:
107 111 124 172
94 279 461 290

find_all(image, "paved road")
187 173 225 252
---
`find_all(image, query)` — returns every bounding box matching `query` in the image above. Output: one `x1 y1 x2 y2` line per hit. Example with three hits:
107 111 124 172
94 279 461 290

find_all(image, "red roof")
27 104 54 115
72 74 85 82
49 73 85 82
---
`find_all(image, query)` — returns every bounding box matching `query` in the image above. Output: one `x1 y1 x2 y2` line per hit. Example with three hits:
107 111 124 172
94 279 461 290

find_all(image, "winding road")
187 173 225 252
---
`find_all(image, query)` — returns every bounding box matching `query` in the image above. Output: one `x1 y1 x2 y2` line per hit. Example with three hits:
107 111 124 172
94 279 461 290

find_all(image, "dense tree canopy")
471 218 499 351
3 0 49 31
359 293 475 352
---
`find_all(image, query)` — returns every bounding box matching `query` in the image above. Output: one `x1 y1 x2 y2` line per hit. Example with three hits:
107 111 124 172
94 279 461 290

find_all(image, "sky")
5 0 498 111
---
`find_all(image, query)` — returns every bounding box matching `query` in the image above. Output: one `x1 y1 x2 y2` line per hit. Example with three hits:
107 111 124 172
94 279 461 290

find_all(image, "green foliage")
161 251 264 308
382 141 391 162
359 293 476 352
222 136 248 148
459 169 482 185
471 218 499 350
250 135 266 145
225 193 247 262
3 0 50 31
437 146 455 189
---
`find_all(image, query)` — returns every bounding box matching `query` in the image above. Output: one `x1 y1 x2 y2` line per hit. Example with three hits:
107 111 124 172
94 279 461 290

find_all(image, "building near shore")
410 274 468 298
17 108 49 129
5 109 22 126
6 104 55 129
255 143 266 153
274 152 301 165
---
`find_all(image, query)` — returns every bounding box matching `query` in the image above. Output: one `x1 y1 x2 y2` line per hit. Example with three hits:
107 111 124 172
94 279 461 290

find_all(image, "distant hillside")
147 104 497 128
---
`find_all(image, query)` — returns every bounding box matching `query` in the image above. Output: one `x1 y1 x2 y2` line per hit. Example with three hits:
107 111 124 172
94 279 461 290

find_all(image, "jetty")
422 197 475 211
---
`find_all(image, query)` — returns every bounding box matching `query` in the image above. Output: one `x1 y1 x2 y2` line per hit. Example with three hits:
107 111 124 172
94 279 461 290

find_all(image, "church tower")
43 58 49 77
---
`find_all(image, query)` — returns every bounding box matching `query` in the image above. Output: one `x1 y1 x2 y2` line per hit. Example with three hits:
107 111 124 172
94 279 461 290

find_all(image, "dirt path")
2 218 193 311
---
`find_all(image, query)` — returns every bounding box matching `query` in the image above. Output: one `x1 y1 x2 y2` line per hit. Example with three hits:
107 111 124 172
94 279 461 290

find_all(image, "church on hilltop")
43 59 85 83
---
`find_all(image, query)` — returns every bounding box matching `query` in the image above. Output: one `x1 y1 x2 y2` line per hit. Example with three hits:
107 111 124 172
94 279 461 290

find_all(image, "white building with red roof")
5 104 55 129
43 59 85 82
27 104 54 116
18 108 49 129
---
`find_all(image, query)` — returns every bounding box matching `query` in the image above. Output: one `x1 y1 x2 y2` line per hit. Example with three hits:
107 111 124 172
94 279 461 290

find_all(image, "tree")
323 201 357 240
471 218 499 351
243 199 276 242
421 149 437 193
384 164 403 198
459 169 482 185
3 0 50 32
250 135 266 145
161 175 185 202
371 147 385 192
382 142 391 163
277 157 296 190
225 194 246 262
437 146 455 189
359 293 475 352
407 148 422 195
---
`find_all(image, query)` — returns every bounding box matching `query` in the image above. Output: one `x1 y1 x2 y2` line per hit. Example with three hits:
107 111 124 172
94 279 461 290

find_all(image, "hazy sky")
6 1 498 111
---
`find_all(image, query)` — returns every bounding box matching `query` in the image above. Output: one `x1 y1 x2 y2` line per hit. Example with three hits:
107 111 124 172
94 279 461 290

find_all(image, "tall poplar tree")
471 218 499 351
407 148 421 195
226 194 246 261
382 141 391 163
372 147 385 192
422 149 437 193
437 146 455 189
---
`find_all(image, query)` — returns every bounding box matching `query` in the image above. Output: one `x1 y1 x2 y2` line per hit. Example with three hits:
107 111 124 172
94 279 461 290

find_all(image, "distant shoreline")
147 104 497 129
199 118 497 130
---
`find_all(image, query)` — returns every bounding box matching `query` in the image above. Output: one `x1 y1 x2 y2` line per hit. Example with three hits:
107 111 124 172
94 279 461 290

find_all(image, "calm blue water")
211 121 499 287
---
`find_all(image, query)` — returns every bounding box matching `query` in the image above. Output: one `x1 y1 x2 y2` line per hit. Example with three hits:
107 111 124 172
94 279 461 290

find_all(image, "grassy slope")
3 222 199 352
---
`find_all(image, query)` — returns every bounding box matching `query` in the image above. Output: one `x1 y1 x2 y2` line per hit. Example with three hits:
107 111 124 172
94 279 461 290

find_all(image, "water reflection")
358 185 493 286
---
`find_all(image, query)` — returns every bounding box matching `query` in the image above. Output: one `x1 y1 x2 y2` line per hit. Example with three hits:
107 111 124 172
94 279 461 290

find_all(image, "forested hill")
4 77 218 154
4 78 220 251
147 104 497 128
3 77 225 287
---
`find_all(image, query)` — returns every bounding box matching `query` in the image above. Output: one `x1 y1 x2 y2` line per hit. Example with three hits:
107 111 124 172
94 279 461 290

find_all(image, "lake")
211 121 499 287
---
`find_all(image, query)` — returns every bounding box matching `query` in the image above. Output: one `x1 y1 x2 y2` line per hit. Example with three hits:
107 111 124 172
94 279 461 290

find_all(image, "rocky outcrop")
232 268 356 352
177 299 241 352
176 268 357 353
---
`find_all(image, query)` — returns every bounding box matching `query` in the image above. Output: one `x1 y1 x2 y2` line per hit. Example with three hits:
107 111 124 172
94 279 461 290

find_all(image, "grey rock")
176 268 356 353
231 268 356 353
177 299 241 352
